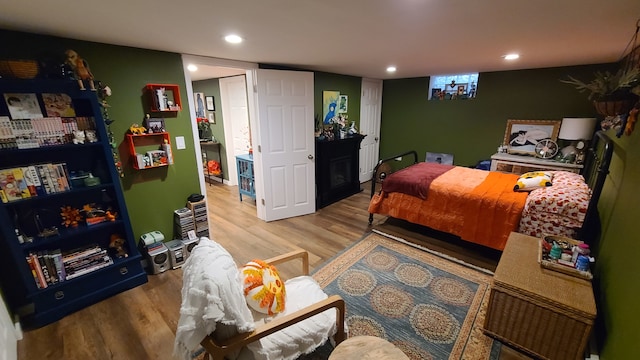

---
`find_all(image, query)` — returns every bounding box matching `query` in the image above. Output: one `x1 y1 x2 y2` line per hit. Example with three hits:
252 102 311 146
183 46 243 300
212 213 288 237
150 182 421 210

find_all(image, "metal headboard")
579 130 613 241
368 150 418 225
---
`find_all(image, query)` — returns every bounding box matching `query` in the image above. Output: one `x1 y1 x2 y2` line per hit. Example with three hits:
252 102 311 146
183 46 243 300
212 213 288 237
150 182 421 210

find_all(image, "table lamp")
557 117 597 163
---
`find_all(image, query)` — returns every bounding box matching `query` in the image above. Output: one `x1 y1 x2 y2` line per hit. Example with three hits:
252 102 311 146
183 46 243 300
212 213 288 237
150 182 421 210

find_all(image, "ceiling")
1 1 639 81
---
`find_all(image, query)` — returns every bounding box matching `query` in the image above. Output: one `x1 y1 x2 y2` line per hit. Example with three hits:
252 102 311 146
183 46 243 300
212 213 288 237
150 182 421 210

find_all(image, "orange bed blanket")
368 166 528 250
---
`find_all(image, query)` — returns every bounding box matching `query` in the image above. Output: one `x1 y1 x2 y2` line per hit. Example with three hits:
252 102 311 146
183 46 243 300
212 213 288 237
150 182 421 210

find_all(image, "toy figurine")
109 234 128 258
72 130 86 144
128 124 146 135
65 49 96 91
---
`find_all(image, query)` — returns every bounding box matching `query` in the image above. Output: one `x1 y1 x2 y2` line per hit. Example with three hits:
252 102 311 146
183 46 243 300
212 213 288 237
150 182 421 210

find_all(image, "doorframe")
181 54 258 196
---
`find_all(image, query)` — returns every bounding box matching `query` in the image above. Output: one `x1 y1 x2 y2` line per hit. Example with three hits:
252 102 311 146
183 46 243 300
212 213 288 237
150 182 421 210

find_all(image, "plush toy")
109 234 128 258
72 130 86 144
85 129 98 143
129 124 146 135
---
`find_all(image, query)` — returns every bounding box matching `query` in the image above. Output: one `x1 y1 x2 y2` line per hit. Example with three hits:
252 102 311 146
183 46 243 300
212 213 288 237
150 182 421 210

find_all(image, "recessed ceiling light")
386 66 397 73
503 53 520 60
187 64 198 72
225 34 243 44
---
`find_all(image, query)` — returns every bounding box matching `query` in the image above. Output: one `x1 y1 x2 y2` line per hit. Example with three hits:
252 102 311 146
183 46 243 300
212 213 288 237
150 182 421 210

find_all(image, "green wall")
0 29 201 242
380 65 613 166
593 128 640 358
314 72 362 128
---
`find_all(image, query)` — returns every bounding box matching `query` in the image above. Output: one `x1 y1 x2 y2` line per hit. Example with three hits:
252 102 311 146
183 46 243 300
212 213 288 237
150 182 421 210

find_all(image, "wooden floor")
17 181 528 360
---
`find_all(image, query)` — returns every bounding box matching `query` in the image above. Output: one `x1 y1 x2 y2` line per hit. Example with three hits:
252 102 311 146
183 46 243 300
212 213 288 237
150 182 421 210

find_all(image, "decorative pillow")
514 171 553 191
241 259 286 315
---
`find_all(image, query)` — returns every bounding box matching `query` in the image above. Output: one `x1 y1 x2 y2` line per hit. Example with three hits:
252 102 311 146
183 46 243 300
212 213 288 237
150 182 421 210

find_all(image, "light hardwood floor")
17 181 527 359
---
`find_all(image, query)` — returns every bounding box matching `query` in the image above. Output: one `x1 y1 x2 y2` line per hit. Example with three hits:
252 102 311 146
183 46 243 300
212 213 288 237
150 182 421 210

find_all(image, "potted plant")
561 67 640 116
197 117 211 141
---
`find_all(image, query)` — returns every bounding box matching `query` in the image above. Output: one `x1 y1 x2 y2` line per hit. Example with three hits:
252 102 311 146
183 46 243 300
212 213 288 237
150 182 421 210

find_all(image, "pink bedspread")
381 162 455 199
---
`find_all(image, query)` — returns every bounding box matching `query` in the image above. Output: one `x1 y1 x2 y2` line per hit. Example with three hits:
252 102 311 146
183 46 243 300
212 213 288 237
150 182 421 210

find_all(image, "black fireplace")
315 134 365 209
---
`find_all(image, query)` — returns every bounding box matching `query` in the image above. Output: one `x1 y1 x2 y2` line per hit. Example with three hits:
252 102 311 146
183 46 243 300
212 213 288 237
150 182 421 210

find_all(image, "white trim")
181 54 258 70
371 228 495 276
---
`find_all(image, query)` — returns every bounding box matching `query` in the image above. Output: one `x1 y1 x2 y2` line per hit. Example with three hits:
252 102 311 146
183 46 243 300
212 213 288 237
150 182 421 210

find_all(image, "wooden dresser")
490 153 583 175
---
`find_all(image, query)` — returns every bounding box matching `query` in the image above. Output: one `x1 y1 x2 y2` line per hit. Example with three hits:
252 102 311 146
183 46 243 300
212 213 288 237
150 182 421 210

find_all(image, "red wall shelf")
144 83 181 113
126 133 173 169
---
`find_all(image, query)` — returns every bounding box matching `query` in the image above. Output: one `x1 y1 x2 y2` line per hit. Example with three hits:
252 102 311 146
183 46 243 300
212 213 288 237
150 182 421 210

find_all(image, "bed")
368 131 613 251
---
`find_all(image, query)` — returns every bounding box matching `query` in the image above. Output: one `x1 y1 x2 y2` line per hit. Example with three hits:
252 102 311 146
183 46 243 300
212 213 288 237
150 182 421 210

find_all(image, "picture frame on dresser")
504 119 561 156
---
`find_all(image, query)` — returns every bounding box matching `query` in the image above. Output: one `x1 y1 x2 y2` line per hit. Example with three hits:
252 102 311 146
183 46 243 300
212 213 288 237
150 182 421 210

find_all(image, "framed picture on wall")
194 92 205 118
338 95 348 113
208 112 216 124
205 96 215 111
504 119 561 156
144 117 166 133
322 90 340 124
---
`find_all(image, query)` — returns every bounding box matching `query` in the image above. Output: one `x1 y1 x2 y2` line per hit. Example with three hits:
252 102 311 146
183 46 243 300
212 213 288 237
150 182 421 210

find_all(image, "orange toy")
207 160 221 175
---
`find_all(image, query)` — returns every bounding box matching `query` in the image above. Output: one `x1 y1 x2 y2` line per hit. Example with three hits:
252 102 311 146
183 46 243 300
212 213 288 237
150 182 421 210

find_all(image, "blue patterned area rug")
312 232 501 360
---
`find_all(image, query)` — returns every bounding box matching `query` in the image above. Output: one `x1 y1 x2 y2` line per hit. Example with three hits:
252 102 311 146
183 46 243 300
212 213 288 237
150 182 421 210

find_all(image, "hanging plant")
561 19 640 117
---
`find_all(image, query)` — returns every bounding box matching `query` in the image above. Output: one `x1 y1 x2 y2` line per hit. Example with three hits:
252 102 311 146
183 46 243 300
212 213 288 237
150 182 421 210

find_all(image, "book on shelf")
3 93 43 120
0 116 17 150
42 93 76 118
65 258 113 280
11 119 38 149
26 254 47 289
25 246 112 286
0 115 98 150
62 244 103 263
0 162 71 202
64 249 109 270
0 167 31 203
21 165 42 197
50 249 66 283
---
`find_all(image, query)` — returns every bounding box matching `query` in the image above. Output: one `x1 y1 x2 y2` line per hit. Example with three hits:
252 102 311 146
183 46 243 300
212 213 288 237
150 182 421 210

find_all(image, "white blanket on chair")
173 238 255 360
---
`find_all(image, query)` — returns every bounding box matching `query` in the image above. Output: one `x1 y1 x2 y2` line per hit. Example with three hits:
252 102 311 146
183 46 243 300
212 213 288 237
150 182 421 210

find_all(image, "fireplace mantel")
315 134 365 209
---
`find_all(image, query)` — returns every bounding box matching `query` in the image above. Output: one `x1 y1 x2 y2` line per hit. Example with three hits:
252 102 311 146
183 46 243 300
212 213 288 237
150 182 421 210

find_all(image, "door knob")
375 137 379 141
308 154 314 160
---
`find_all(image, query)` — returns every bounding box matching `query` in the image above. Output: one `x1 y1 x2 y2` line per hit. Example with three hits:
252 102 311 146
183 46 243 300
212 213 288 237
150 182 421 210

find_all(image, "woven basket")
593 98 637 117
0 60 39 79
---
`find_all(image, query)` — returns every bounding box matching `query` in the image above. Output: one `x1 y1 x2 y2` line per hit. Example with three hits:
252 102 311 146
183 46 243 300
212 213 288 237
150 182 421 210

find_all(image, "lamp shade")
558 118 597 140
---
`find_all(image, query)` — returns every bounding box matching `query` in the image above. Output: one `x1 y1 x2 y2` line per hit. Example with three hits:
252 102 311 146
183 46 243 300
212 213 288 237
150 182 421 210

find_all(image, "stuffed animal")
129 124 146 135
109 234 128 258
72 130 86 144
85 129 98 143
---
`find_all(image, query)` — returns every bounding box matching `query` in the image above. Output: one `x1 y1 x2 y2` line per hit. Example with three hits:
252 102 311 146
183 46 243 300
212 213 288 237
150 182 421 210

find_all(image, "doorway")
181 55 257 196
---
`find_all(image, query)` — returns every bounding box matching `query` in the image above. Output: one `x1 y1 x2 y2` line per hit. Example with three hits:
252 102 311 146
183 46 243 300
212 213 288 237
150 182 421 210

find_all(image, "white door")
0 295 18 360
220 75 251 187
247 69 315 222
359 78 383 183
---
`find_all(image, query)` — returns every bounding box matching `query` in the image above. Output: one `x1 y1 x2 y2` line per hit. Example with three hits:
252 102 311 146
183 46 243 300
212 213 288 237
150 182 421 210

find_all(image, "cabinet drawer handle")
54 291 65 300
119 267 129 275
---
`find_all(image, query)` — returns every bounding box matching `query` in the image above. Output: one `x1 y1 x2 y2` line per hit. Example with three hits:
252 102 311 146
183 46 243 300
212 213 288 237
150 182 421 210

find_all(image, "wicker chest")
483 232 596 360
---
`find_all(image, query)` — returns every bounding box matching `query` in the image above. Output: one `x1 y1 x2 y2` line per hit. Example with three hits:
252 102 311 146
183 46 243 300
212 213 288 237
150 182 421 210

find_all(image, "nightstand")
483 232 596 360
490 153 583 175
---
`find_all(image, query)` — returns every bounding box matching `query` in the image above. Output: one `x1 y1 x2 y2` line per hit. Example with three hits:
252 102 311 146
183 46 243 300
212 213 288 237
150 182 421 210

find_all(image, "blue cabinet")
0 79 147 328
236 154 255 201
